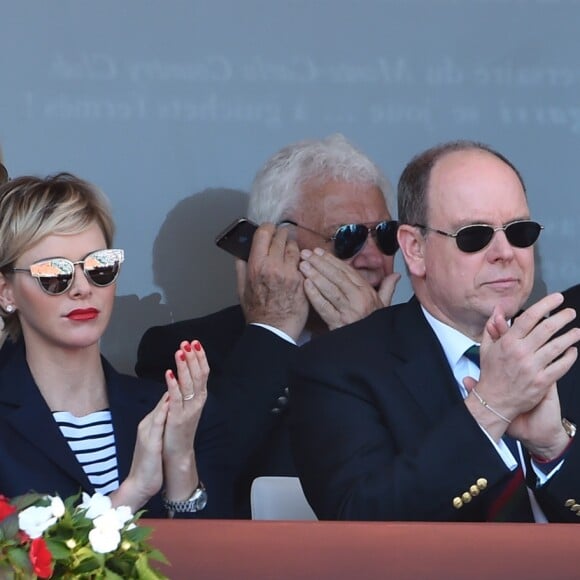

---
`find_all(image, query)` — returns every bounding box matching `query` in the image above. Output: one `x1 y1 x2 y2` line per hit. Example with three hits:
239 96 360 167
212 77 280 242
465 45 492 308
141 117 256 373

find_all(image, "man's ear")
397 224 426 278
0 272 15 312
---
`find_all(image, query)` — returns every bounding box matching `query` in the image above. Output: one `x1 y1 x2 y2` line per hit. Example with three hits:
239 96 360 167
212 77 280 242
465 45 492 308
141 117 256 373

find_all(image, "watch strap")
163 481 207 517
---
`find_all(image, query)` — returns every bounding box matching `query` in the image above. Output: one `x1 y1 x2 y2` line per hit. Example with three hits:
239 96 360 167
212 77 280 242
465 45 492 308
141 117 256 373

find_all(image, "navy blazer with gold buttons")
289 296 580 522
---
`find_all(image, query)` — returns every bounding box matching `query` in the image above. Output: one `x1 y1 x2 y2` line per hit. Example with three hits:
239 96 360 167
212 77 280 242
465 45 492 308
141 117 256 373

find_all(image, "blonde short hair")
0 172 115 340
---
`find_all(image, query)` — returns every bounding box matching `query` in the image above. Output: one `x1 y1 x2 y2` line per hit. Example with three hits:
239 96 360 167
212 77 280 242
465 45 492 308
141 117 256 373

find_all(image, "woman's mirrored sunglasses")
9 249 124 295
279 220 399 260
414 220 543 253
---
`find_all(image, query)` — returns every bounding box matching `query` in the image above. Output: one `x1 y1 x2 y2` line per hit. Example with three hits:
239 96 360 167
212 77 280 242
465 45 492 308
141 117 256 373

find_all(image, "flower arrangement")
0 491 168 579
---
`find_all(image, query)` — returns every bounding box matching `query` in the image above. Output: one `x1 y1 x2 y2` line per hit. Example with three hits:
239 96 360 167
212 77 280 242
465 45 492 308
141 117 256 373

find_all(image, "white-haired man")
137 134 400 517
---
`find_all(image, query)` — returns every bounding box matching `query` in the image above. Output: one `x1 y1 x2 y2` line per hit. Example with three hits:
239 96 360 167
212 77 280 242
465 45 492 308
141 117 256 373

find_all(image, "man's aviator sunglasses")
8 249 125 295
278 220 399 260
414 220 543 253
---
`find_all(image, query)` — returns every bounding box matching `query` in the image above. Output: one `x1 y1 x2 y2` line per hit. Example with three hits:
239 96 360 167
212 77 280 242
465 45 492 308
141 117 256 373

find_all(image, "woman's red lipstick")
66 308 99 321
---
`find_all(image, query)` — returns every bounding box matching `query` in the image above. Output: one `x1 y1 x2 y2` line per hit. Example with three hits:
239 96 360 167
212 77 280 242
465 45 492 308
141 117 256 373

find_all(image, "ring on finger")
182 392 195 401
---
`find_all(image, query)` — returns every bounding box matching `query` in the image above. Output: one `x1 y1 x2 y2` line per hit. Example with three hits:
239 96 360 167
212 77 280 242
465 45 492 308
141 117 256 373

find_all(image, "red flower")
0 495 16 521
29 537 53 579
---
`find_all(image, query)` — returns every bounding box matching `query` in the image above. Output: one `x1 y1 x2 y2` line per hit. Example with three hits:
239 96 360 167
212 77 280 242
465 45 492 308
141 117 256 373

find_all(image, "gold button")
476 478 488 490
571 504 580 512
461 492 472 503
469 485 480 497
452 497 463 509
565 499 576 507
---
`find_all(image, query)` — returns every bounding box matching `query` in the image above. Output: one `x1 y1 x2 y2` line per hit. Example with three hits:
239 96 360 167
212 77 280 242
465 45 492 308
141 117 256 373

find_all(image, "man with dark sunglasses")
136 134 400 517
290 140 580 523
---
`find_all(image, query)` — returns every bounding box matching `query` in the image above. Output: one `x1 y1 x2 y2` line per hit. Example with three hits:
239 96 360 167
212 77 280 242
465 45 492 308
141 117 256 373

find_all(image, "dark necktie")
463 345 534 522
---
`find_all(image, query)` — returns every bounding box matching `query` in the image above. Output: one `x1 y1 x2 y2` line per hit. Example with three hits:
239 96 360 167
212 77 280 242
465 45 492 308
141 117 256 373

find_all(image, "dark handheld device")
215 217 258 261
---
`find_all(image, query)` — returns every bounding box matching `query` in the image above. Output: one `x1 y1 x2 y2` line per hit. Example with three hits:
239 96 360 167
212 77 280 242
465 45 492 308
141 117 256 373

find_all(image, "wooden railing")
149 519 579 579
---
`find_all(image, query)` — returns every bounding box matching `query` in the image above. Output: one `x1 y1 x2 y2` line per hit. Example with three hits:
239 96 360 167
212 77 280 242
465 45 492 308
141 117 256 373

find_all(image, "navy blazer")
136 304 298 517
0 342 234 518
289 297 580 522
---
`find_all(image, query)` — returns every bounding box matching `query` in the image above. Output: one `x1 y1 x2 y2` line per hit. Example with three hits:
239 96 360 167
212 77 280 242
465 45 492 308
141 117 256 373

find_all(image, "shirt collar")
420 306 477 369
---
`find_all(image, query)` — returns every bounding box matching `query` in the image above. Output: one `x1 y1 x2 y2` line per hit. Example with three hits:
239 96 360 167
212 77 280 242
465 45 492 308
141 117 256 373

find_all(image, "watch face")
193 488 208 511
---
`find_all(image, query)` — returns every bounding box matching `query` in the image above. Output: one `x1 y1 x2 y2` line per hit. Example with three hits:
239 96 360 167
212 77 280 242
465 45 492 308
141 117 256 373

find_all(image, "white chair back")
250 476 317 520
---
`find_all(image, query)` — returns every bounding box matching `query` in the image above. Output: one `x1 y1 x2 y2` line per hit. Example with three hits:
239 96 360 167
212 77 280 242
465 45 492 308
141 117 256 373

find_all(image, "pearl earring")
5 305 14 313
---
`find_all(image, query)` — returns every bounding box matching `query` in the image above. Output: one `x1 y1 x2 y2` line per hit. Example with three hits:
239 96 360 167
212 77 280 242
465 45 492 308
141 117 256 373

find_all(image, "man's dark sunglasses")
278 219 399 260
414 220 543 253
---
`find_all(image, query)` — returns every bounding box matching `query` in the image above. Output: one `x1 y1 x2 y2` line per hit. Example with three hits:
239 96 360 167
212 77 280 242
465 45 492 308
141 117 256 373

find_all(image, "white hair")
248 133 393 223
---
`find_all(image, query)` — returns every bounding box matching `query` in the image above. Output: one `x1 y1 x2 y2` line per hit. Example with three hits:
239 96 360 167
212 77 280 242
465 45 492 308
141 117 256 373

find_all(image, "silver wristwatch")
163 481 207 517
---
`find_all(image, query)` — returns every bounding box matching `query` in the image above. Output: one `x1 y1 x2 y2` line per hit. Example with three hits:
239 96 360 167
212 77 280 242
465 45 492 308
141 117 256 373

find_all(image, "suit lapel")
390 298 464 422
0 347 163 493
0 345 93 491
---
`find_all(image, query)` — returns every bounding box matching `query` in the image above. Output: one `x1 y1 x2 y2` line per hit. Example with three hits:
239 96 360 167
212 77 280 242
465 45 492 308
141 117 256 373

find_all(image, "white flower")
87 505 134 554
113 505 133 528
78 493 137 554
18 505 57 539
93 509 124 532
88 525 121 554
49 495 65 518
79 492 113 520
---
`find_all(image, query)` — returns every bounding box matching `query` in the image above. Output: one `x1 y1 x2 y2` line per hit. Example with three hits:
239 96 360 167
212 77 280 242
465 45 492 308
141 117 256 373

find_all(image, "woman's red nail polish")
179 352 186 361
194 341 202 352
184 343 192 352
168 370 175 379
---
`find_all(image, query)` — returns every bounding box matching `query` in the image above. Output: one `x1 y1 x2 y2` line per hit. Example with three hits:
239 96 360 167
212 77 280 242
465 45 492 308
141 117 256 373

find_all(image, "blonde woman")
0 173 232 517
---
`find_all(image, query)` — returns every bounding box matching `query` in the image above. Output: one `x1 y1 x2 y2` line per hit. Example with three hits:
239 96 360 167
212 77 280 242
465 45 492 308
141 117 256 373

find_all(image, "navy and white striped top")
53 410 119 496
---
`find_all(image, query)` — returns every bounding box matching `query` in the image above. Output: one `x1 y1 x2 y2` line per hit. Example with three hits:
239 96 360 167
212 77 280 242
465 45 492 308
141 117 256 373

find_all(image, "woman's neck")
25 343 108 415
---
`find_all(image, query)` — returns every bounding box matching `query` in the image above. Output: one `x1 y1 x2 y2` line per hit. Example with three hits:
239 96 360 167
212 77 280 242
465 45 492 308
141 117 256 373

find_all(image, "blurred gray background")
1 0 577 373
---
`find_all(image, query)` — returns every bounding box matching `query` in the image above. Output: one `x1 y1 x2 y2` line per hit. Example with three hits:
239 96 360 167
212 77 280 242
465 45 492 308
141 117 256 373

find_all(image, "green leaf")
125 526 149 543
0 514 19 539
135 554 164 580
63 491 82 511
103 567 125 580
147 549 169 564
6 546 32 571
106 559 133 578
45 538 72 560
76 545 104 561
73 556 102 573
11 492 46 511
